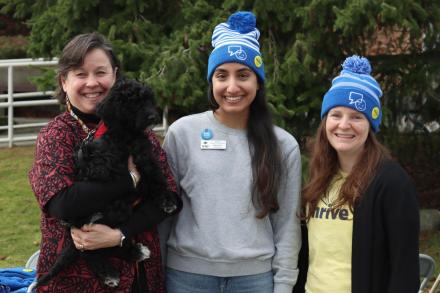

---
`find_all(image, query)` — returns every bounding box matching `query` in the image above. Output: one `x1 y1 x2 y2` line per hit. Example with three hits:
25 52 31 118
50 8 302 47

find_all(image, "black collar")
71 104 100 125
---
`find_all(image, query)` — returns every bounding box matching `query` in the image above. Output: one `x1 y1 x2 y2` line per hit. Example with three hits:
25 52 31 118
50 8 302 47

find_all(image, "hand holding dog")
71 224 121 250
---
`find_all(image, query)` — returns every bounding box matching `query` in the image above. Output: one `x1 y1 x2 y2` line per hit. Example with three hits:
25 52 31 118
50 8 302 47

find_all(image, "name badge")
201 139 227 150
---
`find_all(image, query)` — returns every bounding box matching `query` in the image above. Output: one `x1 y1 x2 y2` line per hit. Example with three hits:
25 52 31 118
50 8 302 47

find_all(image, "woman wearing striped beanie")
161 11 302 293
294 55 420 293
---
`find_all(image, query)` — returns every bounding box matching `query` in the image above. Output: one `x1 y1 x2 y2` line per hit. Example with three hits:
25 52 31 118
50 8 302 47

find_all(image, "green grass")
0 146 439 282
421 230 440 278
0 146 40 267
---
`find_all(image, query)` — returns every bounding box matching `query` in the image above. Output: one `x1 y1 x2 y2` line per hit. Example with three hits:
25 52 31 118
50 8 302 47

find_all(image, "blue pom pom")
227 11 256 33
342 55 372 75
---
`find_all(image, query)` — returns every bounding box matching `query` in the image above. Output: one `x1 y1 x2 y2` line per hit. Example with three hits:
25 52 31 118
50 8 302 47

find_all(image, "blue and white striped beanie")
207 11 265 82
321 55 383 132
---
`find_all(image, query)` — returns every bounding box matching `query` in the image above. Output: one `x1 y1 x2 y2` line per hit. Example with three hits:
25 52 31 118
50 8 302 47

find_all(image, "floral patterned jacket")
29 112 177 292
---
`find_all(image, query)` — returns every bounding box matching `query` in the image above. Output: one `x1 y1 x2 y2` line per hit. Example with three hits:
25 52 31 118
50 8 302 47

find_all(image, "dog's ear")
96 77 128 127
136 105 159 130
96 77 160 131
135 84 160 130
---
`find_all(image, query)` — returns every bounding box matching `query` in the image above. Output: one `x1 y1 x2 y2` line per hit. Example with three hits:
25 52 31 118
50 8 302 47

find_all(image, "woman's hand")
71 224 122 251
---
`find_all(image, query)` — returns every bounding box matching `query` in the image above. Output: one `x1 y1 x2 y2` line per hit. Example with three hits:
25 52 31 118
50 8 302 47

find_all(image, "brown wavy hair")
302 116 391 220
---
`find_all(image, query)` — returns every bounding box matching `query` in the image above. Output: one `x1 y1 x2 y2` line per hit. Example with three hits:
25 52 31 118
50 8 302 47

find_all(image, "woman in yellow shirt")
294 55 420 293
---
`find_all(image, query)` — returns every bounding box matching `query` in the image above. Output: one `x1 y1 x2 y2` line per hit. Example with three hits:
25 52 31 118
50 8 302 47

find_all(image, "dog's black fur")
37 78 180 288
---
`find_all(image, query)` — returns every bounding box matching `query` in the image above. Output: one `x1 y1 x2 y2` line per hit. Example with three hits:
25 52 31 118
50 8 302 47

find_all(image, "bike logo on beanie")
228 46 247 61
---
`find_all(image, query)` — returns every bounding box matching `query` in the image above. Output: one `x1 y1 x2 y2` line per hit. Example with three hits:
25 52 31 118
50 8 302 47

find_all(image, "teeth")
225 96 241 102
84 93 100 98
336 134 354 138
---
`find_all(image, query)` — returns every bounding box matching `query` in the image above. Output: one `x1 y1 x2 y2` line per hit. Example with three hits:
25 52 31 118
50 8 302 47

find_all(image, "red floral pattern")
29 112 176 293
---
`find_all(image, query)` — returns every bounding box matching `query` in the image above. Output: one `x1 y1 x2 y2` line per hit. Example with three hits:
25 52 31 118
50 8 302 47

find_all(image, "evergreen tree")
2 0 439 139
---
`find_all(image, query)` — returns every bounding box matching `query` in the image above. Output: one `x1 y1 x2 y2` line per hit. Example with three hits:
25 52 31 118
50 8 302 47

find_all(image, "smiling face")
325 106 370 164
211 62 258 128
61 48 116 114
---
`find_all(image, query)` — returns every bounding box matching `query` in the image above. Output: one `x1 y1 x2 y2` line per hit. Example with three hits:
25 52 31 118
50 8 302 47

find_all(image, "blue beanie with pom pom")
321 55 383 132
207 11 265 82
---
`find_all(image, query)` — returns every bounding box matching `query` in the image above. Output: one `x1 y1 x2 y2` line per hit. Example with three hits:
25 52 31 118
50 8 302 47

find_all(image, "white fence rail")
0 58 168 148
0 58 58 148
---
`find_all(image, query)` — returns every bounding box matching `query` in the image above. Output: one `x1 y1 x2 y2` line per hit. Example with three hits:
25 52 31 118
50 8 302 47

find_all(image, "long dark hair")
302 117 391 220
208 83 282 218
56 32 121 103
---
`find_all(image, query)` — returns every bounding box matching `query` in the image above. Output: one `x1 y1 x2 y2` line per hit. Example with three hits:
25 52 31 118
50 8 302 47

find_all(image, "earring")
65 95 72 112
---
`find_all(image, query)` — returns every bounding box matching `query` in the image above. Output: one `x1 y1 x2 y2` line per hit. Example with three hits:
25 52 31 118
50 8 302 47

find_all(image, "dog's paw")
160 195 179 214
104 276 120 288
136 243 151 261
161 203 178 214
89 212 103 224
96 264 120 288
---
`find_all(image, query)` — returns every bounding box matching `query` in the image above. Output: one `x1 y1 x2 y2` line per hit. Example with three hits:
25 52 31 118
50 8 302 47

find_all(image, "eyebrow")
94 66 111 71
214 67 252 73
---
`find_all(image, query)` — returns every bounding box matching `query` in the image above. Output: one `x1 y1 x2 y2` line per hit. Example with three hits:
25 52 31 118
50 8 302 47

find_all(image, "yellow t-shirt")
305 173 353 293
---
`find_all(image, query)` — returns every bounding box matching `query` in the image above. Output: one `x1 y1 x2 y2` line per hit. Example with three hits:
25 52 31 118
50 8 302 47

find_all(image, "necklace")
320 174 346 208
321 194 334 208
66 97 92 134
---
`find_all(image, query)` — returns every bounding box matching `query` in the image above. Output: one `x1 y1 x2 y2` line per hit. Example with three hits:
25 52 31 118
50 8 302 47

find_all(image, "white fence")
0 58 168 148
0 58 58 148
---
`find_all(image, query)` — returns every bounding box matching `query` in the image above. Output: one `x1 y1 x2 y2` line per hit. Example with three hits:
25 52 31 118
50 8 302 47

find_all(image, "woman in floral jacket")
29 32 179 293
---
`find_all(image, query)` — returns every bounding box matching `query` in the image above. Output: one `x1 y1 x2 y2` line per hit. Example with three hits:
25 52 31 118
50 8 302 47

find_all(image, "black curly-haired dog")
37 77 180 288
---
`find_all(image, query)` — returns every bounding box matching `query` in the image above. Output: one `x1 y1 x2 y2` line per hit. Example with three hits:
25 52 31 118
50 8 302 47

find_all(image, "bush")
379 132 440 209
0 35 28 59
0 13 29 36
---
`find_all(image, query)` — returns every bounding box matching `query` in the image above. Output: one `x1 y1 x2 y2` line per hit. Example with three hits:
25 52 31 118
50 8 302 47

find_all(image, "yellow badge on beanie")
372 107 380 119
254 56 263 68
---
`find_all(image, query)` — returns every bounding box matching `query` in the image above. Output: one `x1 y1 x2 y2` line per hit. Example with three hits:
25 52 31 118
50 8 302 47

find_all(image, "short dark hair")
55 32 121 103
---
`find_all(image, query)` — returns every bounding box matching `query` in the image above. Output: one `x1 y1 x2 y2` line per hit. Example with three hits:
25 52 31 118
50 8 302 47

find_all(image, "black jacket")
293 160 420 293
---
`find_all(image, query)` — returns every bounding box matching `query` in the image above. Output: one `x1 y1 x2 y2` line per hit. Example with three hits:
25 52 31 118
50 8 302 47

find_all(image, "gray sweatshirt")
161 111 301 293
